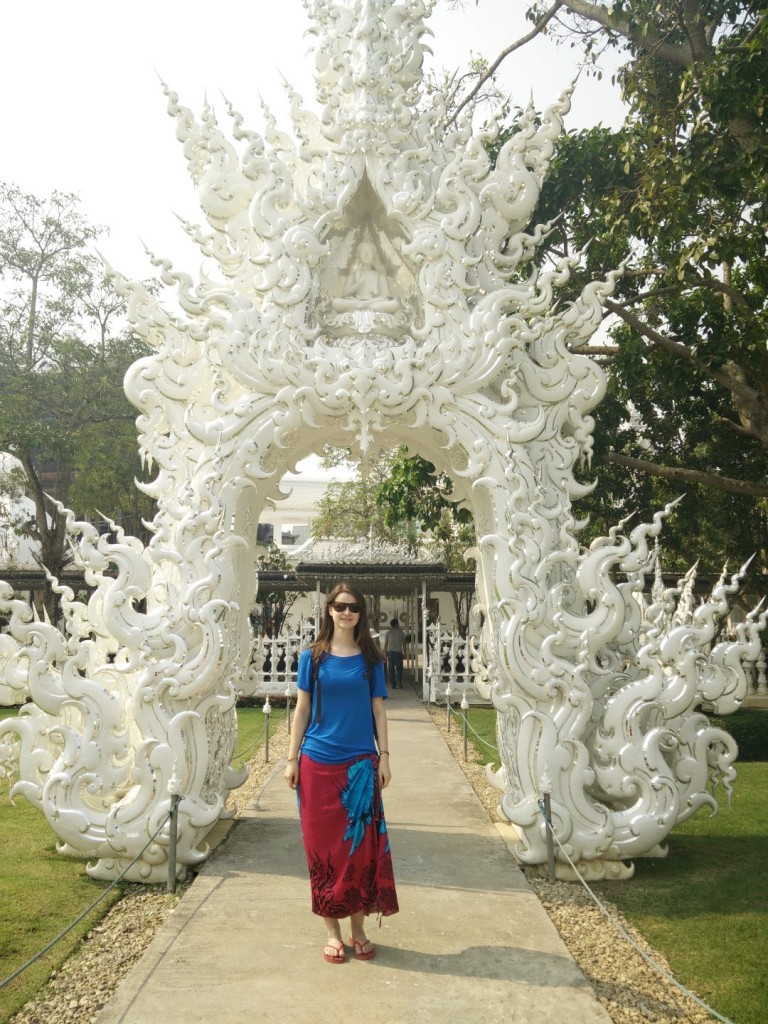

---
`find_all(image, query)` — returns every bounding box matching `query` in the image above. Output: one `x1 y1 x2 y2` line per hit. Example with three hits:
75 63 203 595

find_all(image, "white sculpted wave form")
1 0 763 881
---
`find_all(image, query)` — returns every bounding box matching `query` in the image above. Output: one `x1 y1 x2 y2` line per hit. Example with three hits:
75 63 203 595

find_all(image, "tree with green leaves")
377 448 469 532
461 2 768 572
314 448 476 633
0 183 152 620
379 449 476 634
311 448 416 547
252 543 306 637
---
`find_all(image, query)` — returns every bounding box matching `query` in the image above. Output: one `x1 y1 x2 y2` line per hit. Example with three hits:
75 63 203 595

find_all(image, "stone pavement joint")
94 689 613 1024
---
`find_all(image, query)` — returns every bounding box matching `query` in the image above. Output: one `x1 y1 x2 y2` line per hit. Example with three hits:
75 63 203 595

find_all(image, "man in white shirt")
384 618 406 689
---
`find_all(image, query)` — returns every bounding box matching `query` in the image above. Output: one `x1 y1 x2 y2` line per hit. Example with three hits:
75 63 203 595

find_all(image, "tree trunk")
17 448 72 624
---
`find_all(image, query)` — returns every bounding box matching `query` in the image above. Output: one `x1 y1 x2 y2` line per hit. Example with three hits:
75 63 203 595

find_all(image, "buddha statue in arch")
331 237 401 315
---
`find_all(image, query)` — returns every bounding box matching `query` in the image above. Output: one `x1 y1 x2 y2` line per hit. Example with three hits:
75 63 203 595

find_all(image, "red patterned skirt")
297 753 399 919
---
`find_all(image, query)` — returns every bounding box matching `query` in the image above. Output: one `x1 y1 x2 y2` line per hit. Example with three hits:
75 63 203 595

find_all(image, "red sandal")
348 936 375 961
323 940 346 964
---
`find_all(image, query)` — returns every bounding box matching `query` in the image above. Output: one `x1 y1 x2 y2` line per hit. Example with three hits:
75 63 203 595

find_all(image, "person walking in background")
284 582 399 964
384 618 406 689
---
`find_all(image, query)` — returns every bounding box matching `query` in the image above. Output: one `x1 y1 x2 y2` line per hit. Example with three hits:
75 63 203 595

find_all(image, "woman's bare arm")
372 696 391 788
284 689 312 789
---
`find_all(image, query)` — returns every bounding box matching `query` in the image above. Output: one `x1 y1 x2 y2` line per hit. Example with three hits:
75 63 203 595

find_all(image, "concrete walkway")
95 688 612 1024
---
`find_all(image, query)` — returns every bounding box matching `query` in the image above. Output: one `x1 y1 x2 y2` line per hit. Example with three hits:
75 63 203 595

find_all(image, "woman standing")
284 582 399 964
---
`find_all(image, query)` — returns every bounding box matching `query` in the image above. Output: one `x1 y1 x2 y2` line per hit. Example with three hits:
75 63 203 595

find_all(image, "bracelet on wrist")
287 757 298 762
379 750 389 755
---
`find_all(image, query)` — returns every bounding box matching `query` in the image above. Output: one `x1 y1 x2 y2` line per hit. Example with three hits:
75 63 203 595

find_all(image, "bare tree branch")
448 1 564 127
609 276 751 311
558 0 700 67
717 416 757 440
697 272 752 310
601 296 762 413
740 10 768 48
606 451 768 497
569 344 618 356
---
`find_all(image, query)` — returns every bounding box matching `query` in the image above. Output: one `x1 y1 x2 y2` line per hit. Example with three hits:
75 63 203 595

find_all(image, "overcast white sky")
2 0 626 279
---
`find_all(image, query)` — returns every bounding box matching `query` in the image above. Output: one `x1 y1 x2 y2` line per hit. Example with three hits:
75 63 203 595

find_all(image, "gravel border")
427 704 712 1024
9 709 713 1024
7 719 289 1024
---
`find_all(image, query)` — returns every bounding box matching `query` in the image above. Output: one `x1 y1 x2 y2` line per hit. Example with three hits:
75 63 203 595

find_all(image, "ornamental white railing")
745 648 768 700
239 619 489 703
425 623 482 704
240 620 316 697
237 618 768 706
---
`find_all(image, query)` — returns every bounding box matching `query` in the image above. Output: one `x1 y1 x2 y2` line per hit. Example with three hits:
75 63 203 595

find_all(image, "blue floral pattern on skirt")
342 757 377 854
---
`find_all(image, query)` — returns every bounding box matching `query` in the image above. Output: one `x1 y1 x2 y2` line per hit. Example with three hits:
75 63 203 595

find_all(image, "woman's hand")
285 759 299 789
378 752 391 789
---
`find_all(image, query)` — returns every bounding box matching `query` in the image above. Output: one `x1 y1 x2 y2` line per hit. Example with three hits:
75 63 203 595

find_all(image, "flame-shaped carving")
1 0 763 882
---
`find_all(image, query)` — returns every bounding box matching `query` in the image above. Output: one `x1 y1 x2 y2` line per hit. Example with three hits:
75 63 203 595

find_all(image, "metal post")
543 792 556 882
408 591 413 678
450 627 458 691
461 694 469 761
167 793 181 894
263 696 272 762
421 579 427 698
412 589 417 678
540 763 556 882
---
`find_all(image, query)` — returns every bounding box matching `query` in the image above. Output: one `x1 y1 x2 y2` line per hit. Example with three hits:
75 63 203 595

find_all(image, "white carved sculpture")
1 0 765 882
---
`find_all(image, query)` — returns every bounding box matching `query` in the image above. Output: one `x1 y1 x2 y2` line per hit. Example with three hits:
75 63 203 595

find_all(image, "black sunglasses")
330 601 362 614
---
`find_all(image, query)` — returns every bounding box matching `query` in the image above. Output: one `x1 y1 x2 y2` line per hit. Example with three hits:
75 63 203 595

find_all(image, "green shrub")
710 707 768 761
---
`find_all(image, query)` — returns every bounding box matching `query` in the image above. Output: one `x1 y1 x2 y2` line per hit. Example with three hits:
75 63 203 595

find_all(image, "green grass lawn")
465 705 768 1024
0 704 282 1024
0 707 126 1023
597 761 768 1024
466 706 501 769
3 700 764 1024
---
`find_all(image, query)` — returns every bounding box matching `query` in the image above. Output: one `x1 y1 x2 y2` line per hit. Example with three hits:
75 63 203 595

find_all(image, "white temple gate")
1 0 765 882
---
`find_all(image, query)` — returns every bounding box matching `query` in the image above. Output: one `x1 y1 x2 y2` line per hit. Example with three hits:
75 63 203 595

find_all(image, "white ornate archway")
1 0 764 882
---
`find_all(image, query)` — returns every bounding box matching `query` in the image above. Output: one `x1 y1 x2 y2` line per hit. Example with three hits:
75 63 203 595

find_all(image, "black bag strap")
366 660 379 748
310 653 322 724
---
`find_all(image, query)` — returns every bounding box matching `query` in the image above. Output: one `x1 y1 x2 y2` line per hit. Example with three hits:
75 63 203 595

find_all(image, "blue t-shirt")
297 648 387 764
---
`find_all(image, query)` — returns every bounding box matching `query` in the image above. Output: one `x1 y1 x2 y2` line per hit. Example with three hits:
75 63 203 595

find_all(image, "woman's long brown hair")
311 581 385 670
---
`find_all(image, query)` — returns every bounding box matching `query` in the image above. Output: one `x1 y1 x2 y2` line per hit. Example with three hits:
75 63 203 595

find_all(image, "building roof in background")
289 536 436 565
257 564 476 598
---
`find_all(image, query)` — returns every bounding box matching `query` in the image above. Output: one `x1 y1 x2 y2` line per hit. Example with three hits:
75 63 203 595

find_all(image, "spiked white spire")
307 0 431 151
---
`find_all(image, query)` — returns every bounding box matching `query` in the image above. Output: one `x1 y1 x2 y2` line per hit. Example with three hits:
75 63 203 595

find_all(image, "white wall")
0 454 40 568
258 455 356 553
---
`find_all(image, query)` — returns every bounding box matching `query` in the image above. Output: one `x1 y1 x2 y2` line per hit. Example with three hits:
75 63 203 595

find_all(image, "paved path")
95 688 612 1024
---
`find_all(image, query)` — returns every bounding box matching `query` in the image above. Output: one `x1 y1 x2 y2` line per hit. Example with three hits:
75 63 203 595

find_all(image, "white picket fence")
238 619 486 701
